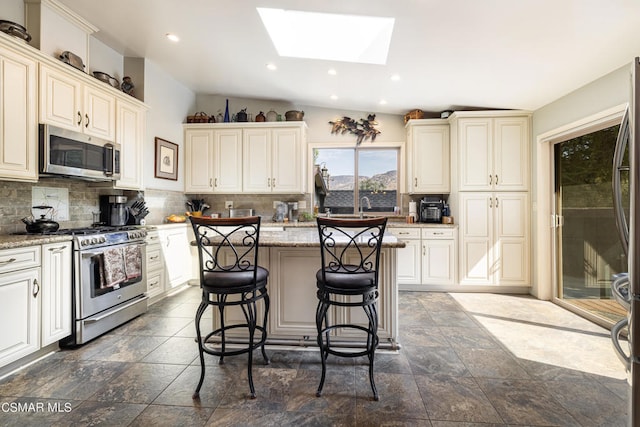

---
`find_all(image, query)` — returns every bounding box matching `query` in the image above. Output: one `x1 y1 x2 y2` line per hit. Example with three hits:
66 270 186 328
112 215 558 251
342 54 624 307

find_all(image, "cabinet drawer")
392 228 421 239
421 228 455 239
147 269 164 298
146 244 163 270
0 246 41 274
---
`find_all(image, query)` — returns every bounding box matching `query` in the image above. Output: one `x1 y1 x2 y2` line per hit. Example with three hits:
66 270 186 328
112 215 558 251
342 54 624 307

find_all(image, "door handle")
77 111 82 125
85 114 90 128
0 257 16 265
267 178 270 186
495 175 498 185
489 175 492 185
495 197 499 208
214 178 218 187
489 197 493 208
32 279 40 298
414 177 418 187
48 246 67 252
272 178 276 187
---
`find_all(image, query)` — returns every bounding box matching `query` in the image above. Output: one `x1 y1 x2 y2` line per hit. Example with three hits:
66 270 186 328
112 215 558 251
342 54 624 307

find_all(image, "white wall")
3 0 24 24
144 59 196 192
530 63 632 299
196 94 406 144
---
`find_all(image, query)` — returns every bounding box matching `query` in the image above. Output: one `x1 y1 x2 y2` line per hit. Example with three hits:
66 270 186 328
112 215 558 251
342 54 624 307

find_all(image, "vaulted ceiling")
57 0 640 114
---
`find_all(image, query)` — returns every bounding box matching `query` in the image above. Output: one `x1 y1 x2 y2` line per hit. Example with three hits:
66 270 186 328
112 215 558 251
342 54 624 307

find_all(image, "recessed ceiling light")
257 8 394 65
379 99 387 105
165 33 179 42
328 68 337 76
390 74 400 81
266 63 278 71
330 94 338 100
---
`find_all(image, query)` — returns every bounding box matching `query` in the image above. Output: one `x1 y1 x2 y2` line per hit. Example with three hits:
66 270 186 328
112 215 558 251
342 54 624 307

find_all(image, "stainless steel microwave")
39 124 121 181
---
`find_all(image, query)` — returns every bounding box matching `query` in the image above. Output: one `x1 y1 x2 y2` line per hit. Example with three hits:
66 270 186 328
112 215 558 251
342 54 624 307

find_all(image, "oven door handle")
83 295 148 324
81 243 146 258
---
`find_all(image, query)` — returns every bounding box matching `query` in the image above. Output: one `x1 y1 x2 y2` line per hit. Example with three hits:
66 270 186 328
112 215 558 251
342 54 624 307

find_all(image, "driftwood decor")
329 114 381 145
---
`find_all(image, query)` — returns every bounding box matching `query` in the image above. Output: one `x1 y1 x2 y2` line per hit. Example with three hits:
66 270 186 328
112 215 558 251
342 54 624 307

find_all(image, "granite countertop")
261 219 457 229
0 234 73 250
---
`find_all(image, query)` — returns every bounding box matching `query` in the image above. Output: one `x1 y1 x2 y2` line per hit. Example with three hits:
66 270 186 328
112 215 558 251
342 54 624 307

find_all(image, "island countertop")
194 227 405 248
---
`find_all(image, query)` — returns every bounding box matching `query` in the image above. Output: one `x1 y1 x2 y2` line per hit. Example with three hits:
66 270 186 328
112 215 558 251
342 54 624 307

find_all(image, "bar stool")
189 216 270 399
315 216 387 401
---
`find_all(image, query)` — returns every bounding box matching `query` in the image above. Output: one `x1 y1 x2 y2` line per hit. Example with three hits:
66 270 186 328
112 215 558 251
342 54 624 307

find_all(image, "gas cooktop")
18 225 144 236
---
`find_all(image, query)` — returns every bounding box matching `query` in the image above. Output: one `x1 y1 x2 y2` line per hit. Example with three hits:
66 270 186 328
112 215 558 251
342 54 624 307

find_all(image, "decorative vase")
223 99 230 123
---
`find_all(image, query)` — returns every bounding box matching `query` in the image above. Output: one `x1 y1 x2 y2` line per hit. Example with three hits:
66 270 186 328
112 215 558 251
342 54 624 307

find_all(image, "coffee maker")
100 195 130 227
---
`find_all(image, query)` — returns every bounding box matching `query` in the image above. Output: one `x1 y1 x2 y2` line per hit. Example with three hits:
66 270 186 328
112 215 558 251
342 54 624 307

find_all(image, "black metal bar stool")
189 216 270 399
315 216 387 401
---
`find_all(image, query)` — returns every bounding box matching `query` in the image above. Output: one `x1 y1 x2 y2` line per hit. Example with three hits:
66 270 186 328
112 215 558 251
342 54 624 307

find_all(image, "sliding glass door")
554 123 628 324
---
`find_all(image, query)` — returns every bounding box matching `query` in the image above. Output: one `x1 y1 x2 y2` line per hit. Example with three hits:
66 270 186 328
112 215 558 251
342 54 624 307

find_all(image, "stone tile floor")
0 286 629 426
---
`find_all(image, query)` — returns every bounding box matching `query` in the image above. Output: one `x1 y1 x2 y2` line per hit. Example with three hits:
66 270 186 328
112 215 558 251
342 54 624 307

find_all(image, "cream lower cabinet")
396 227 456 288
145 230 165 301
184 127 243 193
459 192 529 286
0 246 41 368
0 38 38 182
269 247 395 342
159 225 193 290
41 242 72 346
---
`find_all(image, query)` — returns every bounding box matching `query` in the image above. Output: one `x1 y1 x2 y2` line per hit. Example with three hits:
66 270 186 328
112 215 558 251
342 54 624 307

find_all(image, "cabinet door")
83 85 116 140
243 128 271 193
459 193 493 284
0 44 37 181
494 117 529 191
0 268 40 367
271 127 302 193
269 247 321 337
160 227 192 289
396 239 422 285
410 125 450 193
41 242 72 346
422 240 455 285
213 128 243 193
458 118 492 191
494 193 529 285
115 101 145 190
184 129 214 193
39 64 82 131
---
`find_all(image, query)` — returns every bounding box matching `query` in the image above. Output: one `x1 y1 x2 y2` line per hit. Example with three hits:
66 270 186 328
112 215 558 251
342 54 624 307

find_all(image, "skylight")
257 8 394 65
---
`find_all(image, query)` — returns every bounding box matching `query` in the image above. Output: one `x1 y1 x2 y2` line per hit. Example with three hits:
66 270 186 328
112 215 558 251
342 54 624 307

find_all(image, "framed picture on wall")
154 137 178 180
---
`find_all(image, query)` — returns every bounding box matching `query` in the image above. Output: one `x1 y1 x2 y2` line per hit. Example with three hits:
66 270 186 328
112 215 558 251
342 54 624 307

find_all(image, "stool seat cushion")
316 266 375 290
203 266 268 289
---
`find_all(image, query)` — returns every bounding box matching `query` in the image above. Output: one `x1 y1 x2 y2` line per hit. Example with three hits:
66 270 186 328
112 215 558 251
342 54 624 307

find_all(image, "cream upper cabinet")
456 115 529 191
243 128 271 193
41 242 72 346
185 128 215 193
185 122 306 194
458 192 529 286
213 128 243 193
406 120 450 194
0 39 38 182
271 126 303 193
184 127 242 193
243 126 305 193
40 64 116 141
114 100 146 190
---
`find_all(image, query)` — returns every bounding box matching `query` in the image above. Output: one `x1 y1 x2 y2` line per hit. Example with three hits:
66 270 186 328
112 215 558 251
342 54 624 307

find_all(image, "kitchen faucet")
359 196 371 218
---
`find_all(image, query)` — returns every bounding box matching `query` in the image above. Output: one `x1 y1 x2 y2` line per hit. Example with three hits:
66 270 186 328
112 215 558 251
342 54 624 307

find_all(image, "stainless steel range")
57 226 148 346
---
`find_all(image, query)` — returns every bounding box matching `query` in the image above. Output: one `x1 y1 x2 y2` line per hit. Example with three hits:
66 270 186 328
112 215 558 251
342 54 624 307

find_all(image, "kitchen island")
202 226 405 350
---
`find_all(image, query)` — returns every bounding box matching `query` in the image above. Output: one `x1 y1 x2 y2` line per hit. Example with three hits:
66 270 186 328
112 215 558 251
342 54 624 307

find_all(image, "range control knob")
99 237 106 243
81 239 88 246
